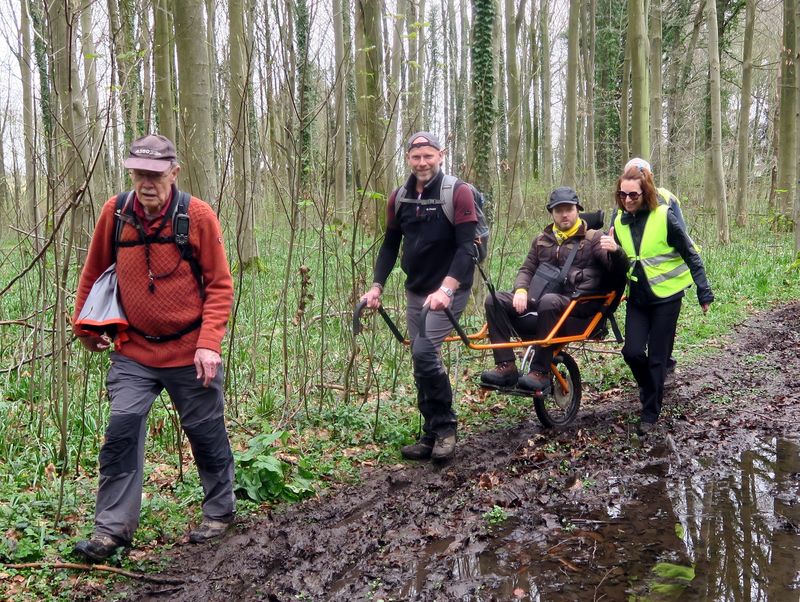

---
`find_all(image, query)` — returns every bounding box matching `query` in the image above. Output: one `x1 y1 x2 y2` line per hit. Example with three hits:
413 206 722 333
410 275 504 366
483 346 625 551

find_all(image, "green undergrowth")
0 213 798 600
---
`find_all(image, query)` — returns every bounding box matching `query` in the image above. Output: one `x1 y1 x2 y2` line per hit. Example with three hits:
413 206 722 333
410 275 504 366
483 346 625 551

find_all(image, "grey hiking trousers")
406 287 470 437
95 353 235 543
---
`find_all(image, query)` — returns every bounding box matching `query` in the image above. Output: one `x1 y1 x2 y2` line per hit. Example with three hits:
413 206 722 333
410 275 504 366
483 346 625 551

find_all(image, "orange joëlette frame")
352 291 619 397
443 291 617 349
354 291 618 351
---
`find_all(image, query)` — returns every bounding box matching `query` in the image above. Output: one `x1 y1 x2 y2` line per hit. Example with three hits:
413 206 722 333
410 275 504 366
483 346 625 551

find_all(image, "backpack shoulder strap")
559 236 582 281
439 174 459 224
112 191 134 261
172 190 205 299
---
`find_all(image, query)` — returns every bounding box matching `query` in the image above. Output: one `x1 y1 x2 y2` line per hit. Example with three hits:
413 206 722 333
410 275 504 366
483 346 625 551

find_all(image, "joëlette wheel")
533 352 581 428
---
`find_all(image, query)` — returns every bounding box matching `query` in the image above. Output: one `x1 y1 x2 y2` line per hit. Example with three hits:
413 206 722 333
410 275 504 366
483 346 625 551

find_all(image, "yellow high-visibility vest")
615 205 692 298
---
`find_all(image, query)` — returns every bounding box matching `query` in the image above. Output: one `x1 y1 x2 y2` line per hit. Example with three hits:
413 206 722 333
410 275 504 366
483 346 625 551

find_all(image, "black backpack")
396 174 491 263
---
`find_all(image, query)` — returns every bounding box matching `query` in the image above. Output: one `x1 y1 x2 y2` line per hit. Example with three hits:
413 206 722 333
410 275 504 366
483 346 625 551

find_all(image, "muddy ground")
112 303 799 601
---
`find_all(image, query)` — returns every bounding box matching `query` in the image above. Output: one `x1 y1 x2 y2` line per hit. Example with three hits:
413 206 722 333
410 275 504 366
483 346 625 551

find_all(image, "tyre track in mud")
118 302 800 601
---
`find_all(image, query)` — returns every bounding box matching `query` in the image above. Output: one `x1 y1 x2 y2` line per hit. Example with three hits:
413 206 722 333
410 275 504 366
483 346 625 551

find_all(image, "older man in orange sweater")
72 134 235 562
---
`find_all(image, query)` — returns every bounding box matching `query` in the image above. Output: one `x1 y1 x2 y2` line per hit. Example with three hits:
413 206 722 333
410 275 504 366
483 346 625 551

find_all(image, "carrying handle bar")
417 304 472 345
352 300 407 343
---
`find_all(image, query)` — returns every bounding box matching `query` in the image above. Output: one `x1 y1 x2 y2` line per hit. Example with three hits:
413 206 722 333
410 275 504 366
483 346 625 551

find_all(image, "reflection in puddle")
400 437 800 601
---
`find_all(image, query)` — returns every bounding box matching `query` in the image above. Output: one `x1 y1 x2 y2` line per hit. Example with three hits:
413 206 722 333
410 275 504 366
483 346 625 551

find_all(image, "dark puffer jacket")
514 222 628 298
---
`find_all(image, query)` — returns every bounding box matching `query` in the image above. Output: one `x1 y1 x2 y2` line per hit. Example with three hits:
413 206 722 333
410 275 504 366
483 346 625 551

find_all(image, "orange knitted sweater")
73 192 234 368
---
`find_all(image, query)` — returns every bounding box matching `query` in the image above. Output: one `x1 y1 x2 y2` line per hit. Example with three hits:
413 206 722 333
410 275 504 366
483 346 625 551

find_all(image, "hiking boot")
431 432 457 461
189 517 234 543
518 370 550 392
74 534 125 562
400 436 435 460
636 421 656 436
480 361 520 387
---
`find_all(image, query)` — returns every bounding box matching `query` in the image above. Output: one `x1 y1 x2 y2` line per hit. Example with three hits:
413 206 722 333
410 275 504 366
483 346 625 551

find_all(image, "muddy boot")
636 420 656 436
431 430 457 461
518 369 550 392
480 361 519 387
401 435 435 460
189 517 234 543
74 534 127 562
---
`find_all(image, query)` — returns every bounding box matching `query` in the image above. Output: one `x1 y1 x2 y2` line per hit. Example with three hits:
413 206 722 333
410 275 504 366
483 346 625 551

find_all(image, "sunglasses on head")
617 190 641 201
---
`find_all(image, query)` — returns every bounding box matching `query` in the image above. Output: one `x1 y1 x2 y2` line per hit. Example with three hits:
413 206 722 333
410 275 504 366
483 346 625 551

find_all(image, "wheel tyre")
533 352 581 428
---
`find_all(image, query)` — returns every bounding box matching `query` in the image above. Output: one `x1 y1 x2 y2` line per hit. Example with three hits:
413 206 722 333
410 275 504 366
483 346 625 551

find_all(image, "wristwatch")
439 285 454 298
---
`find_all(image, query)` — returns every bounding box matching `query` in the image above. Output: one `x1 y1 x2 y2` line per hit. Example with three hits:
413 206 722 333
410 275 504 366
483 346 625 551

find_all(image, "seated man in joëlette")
480 187 628 391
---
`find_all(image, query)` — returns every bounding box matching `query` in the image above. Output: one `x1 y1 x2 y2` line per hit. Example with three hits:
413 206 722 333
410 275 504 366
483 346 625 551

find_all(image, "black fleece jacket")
372 170 478 295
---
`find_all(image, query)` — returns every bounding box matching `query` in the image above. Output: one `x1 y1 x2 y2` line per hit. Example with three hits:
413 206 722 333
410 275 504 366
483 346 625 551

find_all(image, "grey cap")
406 131 442 151
546 186 584 211
123 134 177 171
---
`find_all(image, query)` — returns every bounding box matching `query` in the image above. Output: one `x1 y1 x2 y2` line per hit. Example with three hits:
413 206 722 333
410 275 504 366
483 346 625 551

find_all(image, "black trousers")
484 291 599 372
622 298 682 424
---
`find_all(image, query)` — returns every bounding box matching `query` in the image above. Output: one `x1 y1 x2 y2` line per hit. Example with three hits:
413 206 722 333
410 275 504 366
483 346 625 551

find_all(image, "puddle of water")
399 437 800 601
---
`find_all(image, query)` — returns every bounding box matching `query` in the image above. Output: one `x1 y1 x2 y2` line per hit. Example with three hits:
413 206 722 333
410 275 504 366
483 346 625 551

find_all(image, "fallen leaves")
478 472 501 490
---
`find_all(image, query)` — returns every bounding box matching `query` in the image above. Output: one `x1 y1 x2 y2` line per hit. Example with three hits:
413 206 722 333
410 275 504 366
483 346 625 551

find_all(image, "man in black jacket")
480 187 627 391
361 132 477 461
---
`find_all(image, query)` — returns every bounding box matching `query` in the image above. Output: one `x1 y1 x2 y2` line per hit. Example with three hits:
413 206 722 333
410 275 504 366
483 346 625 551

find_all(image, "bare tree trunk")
139 2 153 133
174 0 219 202
620 28 631 163
206 0 221 169
355 0 387 228
528 3 540 180
442 0 452 168
504 0 525 208
80 0 108 206
649 0 663 175
628 0 649 158
387 0 405 182
49 0 89 467
333 0 348 214
456 0 469 172
796 0 800 251
735 0 755 227
706 0 730 244
230 0 258 265
50 0 92 254
109 0 142 145
777 0 797 216
405 0 424 133
424 9 440 128
494 6 506 168
539 0 552 185
0 115 8 217
154 0 177 142
581 0 596 192
562 0 580 187
18 0 39 246
664 0 705 187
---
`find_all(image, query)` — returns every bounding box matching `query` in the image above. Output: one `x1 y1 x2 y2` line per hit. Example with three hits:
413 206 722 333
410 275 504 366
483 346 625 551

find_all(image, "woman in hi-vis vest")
611 165 714 436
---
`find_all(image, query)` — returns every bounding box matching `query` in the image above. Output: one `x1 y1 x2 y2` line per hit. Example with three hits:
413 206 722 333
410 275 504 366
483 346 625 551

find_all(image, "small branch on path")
736 408 798 424
2 562 185 585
